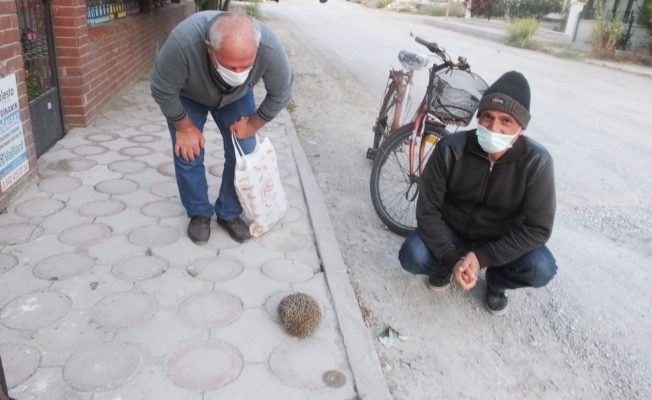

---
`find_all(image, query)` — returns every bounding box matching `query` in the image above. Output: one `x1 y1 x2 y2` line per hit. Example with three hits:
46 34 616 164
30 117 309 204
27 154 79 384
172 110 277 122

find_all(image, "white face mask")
476 124 521 154
215 62 251 87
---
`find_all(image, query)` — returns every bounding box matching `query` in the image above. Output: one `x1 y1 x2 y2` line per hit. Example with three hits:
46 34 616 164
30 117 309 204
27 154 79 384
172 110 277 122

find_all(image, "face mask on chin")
215 62 251 87
476 124 521 154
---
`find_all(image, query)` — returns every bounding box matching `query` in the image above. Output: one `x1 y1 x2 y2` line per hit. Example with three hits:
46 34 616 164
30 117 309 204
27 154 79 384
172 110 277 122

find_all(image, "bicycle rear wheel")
370 123 447 236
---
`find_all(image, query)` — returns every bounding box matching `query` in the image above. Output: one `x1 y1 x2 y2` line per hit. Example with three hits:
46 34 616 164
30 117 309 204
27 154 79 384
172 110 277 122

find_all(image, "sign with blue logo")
0 74 29 191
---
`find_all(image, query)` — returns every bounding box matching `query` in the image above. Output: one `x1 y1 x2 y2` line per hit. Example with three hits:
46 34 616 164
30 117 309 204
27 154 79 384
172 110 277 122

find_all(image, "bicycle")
366 49 429 160
370 34 488 237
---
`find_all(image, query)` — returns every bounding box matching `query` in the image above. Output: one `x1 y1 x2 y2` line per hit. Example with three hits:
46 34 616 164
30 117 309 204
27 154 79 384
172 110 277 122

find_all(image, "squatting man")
151 12 293 245
399 71 558 315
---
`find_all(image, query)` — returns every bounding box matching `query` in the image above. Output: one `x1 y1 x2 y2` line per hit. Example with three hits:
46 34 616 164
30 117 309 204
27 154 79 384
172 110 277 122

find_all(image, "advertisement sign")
0 74 29 192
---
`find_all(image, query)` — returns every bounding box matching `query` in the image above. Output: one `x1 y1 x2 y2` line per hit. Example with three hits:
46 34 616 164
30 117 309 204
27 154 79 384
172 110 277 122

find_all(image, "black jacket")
416 130 555 269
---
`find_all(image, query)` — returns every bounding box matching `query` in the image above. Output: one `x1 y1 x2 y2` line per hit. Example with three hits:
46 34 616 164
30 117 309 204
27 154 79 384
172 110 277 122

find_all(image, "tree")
464 0 506 20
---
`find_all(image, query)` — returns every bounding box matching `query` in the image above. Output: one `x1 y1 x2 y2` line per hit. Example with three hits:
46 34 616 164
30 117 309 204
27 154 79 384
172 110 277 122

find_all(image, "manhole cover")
322 370 346 388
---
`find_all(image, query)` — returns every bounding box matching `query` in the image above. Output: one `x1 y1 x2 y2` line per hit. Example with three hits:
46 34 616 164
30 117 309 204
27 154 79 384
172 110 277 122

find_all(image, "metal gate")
16 0 65 157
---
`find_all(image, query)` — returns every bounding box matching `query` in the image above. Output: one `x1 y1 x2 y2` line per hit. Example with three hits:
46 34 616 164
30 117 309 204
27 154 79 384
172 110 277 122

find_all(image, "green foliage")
245 0 263 19
591 6 622 53
421 4 446 16
25 70 42 101
399 6 413 13
375 0 391 9
506 17 539 48
508 0 563 19
195 0 207 7
638 0 652 30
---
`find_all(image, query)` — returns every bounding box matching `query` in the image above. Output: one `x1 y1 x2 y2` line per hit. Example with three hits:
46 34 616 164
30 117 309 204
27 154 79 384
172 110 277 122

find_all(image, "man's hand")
230 114 265 140
174 118 205 161
453 251 481 291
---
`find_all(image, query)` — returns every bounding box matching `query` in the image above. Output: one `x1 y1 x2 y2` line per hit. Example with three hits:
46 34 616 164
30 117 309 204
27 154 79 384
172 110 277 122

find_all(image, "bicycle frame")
388 68 414 133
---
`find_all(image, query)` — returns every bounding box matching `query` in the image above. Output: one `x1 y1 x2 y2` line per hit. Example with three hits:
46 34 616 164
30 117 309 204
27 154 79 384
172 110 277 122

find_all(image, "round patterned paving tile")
108 160 148 174
166 341 243 391
164 149 174 158
93 122 129 131
151 182 179 198
141 201 185 218
95 178 138 195
90 292 157 328
63 343 142 392
71 144 109 156
136 123 166 133
280 206 303 224
157 162 175 177
0 254 19 275
1 292 72 329
0 344 41 388
186 257 243 282
112 254 169 281
283 184 301 200
260 231 311 252
38 176 82 193
48 157 97 172
78 200 127 217
0 224 44 245
59 223 112 246
264 291 293 324
208 164 223 177
209 150 225 161
261 259 314 283
268 340 343 390
207 183 220 198
33 253 94 281
119 146 155 157
127 134 160 144
127 224 179 247
16 198 65 218
279 168 295 180
85 132 119 142
179 291 243 328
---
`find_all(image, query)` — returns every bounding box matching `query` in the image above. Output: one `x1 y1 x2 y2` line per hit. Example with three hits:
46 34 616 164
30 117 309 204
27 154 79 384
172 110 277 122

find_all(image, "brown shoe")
217 217 251 243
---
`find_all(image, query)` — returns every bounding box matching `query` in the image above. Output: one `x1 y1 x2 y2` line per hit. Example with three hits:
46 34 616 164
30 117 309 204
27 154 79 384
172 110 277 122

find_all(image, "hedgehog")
277 293 322 338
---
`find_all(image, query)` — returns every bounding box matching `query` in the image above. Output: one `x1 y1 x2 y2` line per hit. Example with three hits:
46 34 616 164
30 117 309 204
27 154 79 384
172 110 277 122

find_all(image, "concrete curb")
422 17 505 43
282 110 393 400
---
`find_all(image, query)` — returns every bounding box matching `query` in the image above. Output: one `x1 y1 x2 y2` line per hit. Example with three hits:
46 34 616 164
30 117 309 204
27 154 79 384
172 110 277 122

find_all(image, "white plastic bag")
232 134 287 237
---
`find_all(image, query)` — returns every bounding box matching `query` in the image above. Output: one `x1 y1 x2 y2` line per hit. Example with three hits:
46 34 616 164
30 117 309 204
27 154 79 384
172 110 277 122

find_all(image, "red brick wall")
51 1 195 128
0 0 37 207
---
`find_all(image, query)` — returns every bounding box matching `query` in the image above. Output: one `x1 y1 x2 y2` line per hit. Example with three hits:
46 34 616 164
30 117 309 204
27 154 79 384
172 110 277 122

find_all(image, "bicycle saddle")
398 50 429 71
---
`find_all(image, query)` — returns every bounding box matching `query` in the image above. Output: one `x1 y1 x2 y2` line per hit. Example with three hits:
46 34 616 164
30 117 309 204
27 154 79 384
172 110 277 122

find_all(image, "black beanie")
477 71 531 129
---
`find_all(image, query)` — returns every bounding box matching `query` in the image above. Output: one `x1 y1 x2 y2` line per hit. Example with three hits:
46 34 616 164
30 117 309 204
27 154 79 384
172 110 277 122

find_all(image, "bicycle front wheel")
369 124 447 237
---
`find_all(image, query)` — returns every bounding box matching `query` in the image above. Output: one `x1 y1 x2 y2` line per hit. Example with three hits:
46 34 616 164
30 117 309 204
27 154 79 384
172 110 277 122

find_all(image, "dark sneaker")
485 288 509 316
188 216 211 245
217 217 251 243
427 273 452 292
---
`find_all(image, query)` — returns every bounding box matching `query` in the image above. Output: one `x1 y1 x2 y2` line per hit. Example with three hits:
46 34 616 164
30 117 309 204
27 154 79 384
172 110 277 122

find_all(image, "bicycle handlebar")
414 36 440 55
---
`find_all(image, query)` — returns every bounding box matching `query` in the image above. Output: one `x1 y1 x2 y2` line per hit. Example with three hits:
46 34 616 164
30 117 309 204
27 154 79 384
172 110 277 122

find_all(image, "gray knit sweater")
150 11 293 123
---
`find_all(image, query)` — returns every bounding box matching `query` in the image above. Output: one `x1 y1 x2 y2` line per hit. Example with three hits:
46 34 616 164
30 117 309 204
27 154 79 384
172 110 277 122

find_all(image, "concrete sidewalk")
0 79 390 400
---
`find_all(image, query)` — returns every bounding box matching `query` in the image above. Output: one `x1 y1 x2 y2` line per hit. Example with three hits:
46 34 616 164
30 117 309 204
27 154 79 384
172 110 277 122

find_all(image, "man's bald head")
209 13 261 51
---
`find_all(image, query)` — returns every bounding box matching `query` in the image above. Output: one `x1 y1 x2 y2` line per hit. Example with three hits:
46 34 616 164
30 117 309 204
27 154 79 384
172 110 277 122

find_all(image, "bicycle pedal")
366 148 377 160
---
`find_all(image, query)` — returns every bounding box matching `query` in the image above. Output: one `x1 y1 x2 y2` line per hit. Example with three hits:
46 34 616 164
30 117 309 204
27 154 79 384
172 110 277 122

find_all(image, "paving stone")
209 150 226 161
46 157 97 173
71 144 110 156
166 341 243 391
86 235 144 266
151 181 180 198
119 146 155 157
124 168 170 190
203 363 306 400
95 208 158 235
136 151 171 168
33 253 94 281
1 236 71 267
284 246 322 272
259 229 312 252
263 291 294 324
146 238 215 269
94 121 129 131
133 268 213 309
179 291 243 329
112 254 169 281
84 150 130 166
128 134 161 143
57 135 91 149
0 224 44 245
207 163 224 177
186 256 244 282
70 165 122 186
9 367 92 400
219 239 285 269
85 132 119 143
50 265 132 310
107 159 148 174
112 189 163 208
214 269 292 308
59 223 113 247
0 253 19 275
0 266 52 309
63 343 142 392
0 343 41 389
40 209 94 235
38 176 83 194
15 198 65 218
39 148 75 165
114 309 205 364
292 273 334 310
141 201 185 218
279 205 303 224
0 210 30 227
261 258 315 283
207 182 221 199
78 199 127 217
268 339 349 390
50 185 111 209
127 224 179 247
90 291 158 328
157 161 175 177
94 178 139 195
200 224 241 251
0 291 72 330
93 365 199 400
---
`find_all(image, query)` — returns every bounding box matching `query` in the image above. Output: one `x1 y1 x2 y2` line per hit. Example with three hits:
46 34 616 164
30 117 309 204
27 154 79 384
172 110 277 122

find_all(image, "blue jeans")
398 228 557 293
167 92 257 220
